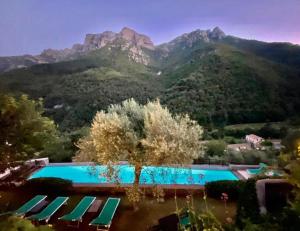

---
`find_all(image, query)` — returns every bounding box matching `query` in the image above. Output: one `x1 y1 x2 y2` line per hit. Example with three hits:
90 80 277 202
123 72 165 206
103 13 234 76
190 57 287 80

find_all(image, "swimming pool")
29 165 238 185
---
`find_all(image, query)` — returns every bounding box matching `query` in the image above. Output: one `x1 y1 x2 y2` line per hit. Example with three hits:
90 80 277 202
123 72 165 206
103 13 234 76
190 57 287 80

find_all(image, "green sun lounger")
28 196 68 223
247 163 268 175
59 196 96 223
179 215 190 227
15 195 47 217
90 197 120 230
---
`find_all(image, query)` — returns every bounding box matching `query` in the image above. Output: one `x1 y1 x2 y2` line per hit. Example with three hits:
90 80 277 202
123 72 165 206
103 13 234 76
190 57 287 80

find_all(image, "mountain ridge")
0 26 227 72
1 26 299 73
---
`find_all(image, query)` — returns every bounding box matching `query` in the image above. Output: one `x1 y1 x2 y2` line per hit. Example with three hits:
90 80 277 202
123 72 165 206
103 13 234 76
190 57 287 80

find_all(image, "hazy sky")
0 0 299 56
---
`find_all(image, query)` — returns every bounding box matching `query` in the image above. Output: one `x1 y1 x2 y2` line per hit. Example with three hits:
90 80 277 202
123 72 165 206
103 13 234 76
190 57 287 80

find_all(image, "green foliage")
237 218 281 231
76 99 204 207
202 148 278 165
223 136 241 144
177 194 224 231
0 216 53 231
261 140 273 147
205 140 227 157
280 207 300 230
259 123 281 139
46 127 89 162
205 180 244 200
23 177 73 194
1 37 300 131
162 43 295 126
226 149 278 165
224 122 287 139
223 36 300 69
281 130 300 154
0 94 60 171
285 159 300 214
180 210 224 231
0 47 162 131
236 179 260 228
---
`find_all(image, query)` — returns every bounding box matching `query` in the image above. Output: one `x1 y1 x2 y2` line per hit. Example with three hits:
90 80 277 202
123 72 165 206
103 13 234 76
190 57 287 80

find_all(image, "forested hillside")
1 27 300 130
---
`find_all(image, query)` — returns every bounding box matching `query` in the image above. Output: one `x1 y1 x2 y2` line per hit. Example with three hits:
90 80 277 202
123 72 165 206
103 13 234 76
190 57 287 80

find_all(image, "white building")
245 134 264 148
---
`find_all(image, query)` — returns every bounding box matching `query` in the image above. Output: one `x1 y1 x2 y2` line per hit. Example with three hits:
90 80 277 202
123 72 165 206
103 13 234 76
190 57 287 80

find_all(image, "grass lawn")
0 189 236 231
225 121 285 130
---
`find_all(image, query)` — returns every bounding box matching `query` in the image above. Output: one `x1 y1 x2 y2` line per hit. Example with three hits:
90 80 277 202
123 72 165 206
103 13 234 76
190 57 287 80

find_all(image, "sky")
0 0 299 56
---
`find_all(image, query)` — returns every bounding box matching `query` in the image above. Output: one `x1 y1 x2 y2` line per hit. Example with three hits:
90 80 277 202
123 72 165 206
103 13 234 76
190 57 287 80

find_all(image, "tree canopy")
76 99 204 205
0 94 59 171
280 130 300 214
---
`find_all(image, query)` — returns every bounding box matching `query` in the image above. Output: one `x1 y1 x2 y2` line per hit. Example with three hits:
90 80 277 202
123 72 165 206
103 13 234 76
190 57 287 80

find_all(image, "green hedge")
235 179 260 228
205 180 244 200
206 179 260 229
22 177 73 193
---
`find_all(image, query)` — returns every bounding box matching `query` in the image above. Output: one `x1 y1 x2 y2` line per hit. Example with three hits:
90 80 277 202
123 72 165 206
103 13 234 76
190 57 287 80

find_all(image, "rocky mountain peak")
210 27 226 39
0 26 225 72
120 27 136 40
161 26 226 50
119 27 155 50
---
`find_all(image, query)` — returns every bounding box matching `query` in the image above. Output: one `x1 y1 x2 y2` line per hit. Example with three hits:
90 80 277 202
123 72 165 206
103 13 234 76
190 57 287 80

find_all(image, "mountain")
0 27 155 72
1 27 300 130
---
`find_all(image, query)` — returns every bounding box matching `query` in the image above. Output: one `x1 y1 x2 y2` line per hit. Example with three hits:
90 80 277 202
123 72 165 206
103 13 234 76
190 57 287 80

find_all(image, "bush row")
22 177 73 194
205 180 244 200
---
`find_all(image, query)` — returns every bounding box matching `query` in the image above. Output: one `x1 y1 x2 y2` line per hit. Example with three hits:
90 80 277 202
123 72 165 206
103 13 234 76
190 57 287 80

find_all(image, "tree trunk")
134 165 142 186
132 164 142 211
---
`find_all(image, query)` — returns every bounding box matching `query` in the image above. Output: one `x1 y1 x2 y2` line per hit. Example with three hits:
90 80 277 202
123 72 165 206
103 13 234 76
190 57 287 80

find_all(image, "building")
270 139 283 150
245 134 264 149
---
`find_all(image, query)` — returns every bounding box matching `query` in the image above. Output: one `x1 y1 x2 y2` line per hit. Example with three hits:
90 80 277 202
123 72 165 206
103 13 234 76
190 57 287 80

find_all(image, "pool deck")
72 182 206 190
48 162 233 170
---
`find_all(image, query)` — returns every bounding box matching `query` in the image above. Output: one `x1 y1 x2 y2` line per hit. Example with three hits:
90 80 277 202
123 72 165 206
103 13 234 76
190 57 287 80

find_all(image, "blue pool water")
29 165 238 185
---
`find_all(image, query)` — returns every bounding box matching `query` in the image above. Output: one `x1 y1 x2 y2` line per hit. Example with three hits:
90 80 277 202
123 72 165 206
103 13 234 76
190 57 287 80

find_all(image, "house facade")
245 134 264 148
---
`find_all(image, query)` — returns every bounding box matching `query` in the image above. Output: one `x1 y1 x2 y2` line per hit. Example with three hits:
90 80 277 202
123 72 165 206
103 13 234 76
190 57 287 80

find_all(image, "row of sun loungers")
12 195 121 230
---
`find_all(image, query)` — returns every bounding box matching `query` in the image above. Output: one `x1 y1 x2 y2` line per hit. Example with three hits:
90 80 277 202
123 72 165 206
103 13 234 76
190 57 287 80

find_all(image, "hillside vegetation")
1 28 300 130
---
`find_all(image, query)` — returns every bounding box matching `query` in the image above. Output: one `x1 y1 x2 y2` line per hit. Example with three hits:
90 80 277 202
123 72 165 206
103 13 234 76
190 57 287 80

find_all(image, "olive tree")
75 99 204 206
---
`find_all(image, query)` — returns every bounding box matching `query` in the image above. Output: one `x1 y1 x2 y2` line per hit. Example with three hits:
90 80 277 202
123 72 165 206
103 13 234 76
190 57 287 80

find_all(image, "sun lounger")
179 214 191 229
247 163 268 175
28 196 68 223
14 195 47 217
89 197 120 230
59 196 96 225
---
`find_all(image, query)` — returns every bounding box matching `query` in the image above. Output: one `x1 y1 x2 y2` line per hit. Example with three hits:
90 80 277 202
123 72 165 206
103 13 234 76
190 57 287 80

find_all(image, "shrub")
258 123 281 138
223 136 242 144
205 140 227 157
226 149 278 165
0 216 53 231
236 179 260 228
261 140 273 147
224 127 259 138
205 180 244 200
206 179 261 229
22 177 73 194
